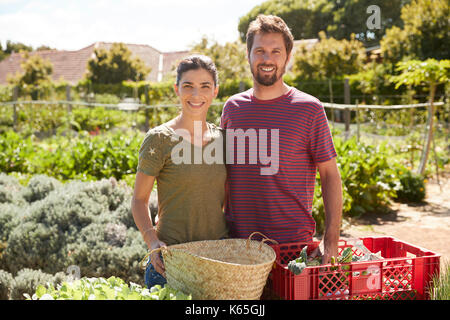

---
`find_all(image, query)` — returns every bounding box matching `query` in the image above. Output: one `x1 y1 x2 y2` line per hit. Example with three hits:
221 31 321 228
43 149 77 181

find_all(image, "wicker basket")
141 232 277 300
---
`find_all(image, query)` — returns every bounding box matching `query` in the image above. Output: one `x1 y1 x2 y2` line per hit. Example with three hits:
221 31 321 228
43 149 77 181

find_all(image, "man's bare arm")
317 157 343 264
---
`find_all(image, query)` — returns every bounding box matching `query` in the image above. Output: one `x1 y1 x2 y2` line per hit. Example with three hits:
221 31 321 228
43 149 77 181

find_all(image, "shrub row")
0 128 426 221
0 174 160 299
0 142 425 299
0 268 67 300
0 129 143 185
312 136 426 233
0 78 247 104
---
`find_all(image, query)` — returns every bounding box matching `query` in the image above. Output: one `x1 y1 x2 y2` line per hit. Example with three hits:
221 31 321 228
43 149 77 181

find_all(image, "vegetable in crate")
287 246 321 275
287 246 358 275
339 247 353 263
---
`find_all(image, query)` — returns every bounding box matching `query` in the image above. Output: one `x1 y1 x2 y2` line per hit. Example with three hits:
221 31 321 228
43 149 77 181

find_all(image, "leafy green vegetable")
287 246 361 275
339 247 353 264
287 246 322 275
24 276 191 300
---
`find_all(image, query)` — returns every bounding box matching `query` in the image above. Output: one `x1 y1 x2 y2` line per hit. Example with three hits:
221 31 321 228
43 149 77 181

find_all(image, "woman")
131 55 228 289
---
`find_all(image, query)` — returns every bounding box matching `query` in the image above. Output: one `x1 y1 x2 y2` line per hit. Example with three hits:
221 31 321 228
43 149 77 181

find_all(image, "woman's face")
174 68 218 118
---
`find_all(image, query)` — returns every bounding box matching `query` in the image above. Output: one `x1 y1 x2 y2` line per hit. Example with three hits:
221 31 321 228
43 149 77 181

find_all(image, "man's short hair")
246 14 294 57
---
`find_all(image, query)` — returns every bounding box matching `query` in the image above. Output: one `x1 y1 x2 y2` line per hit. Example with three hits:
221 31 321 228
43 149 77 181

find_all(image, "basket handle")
246 232 278 250
139 247 168 270
259 238 278 250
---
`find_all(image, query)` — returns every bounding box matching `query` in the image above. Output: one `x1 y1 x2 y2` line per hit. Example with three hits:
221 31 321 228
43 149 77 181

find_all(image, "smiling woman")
131 55 229 290
174 57 219 123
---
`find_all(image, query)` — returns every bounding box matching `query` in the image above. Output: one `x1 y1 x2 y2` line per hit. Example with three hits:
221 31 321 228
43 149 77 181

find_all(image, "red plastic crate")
268 237 440 300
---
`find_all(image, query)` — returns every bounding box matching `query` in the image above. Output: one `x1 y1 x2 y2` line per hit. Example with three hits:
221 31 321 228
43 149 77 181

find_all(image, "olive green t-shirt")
137 122 228 246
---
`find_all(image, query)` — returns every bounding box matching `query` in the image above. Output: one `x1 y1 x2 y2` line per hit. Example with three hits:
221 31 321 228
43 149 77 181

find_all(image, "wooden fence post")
66 85 72 113
144 84 150 132
356 99 360 142
344 78 351 135
13 86 18 132
66 85 72 135
328 79 335 128
239 81 245 92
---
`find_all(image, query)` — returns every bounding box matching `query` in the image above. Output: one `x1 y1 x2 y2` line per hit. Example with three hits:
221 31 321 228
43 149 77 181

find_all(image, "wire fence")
0 99 447 139
1 98 448 181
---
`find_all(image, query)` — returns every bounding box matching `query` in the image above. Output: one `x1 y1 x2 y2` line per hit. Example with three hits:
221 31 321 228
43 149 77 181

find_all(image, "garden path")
340 168 450 268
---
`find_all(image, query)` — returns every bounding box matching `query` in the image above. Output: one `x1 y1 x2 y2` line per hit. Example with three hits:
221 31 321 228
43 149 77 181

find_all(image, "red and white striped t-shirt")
220 87 337 244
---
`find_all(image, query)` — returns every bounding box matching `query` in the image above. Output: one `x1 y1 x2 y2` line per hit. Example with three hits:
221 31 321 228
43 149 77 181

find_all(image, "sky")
0 0 266 52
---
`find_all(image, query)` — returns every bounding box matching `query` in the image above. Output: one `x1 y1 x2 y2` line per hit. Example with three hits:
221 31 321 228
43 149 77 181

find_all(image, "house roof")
0 39 328 85
0 42 189 85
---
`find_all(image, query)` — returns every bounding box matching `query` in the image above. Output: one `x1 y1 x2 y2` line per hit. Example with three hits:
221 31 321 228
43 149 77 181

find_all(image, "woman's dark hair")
176 54 218 87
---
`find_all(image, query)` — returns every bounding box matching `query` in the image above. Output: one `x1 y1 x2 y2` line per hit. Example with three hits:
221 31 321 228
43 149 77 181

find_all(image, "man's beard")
251 63 286 86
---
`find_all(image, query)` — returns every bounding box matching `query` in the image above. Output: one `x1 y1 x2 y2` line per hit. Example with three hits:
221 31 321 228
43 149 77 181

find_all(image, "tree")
0 42 6 62
327 0 407 48
238 0 333 41
292 31 366 80
390 59 450 175
189 36 251 85
7 51 53 100
36 45 54 51
0 40 34 62
348 61 396 103
86 43 150 84
3 40 33 54
381 0 450 64
238 0 406 47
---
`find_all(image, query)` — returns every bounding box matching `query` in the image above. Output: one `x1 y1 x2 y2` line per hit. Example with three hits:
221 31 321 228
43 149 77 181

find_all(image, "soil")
339 169 450 268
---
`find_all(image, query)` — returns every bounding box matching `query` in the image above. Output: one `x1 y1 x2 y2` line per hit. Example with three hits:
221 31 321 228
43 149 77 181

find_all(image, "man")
220 15 342 263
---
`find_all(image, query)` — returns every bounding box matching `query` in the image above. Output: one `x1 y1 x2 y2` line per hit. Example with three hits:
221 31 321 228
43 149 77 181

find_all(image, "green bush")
311 136 420 233
94 93 121 104
21 174 61 203
0 130 35 174
312 179 353 235
0 85 13 102
9 268 66 300
0 203 23 243
395 169 426 203
71 107 130 132
0 175 147 287
0 129 143 184
334 137 400 217
0 270 13 300
0 173 26 205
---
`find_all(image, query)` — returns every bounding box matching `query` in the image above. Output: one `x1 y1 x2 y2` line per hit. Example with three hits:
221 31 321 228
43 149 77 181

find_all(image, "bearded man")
220 14 342 263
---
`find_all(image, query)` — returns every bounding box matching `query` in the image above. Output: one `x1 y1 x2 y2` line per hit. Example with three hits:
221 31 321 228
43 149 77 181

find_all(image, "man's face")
248 32 289 87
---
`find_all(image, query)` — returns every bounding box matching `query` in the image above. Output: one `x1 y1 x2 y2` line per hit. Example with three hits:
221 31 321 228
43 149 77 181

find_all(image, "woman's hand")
149 239 167 277
132 172 167 275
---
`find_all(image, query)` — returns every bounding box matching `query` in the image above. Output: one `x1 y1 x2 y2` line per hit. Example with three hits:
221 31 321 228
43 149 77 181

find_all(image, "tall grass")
429 261 450 300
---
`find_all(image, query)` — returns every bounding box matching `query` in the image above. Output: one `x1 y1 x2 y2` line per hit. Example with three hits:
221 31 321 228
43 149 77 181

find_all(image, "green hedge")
0 129 426 211
312 136 425 234
0 129 143 185
0 174 148 298
0 128 426 235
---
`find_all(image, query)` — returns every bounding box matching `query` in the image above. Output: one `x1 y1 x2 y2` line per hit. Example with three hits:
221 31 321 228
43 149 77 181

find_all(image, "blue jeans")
144 254 167 289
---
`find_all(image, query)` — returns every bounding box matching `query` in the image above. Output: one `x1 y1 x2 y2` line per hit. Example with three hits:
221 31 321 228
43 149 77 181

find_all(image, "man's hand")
309 240 339 264
321 241 339 264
